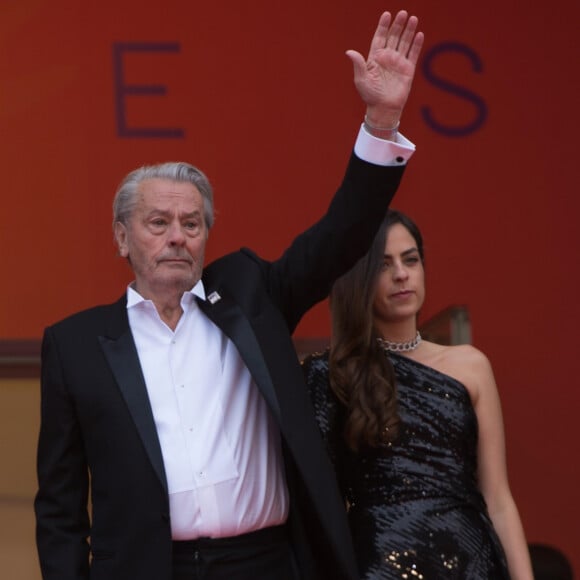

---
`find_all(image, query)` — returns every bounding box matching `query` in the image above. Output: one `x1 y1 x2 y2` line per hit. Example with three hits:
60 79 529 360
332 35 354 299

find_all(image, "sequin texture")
303 351 510 579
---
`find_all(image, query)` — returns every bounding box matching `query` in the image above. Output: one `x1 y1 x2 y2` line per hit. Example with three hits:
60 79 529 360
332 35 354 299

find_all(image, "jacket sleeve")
265 153 405 332
34 327 91 580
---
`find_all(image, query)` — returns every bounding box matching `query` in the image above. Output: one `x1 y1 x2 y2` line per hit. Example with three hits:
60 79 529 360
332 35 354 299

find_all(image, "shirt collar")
126 279 207 309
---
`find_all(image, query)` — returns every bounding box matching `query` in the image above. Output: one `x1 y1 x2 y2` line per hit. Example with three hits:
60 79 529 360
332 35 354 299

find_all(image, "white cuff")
354 123 415 166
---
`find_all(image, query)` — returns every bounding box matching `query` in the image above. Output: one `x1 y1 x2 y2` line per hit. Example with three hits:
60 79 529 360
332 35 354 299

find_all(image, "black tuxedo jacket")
35 154 405 580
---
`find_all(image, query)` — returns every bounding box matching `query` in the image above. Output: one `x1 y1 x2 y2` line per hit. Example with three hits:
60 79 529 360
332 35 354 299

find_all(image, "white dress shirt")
128 282 288 539
126 129 415 539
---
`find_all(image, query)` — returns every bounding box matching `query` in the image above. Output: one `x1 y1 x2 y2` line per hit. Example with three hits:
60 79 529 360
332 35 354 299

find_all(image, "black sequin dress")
303 350 510 580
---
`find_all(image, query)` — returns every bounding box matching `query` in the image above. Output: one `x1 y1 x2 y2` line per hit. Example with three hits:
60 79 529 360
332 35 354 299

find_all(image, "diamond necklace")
377 331 422 353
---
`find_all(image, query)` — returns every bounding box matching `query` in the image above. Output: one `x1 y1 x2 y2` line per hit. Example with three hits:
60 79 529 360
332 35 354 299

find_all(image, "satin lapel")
196 293 282 424
98 303 167 493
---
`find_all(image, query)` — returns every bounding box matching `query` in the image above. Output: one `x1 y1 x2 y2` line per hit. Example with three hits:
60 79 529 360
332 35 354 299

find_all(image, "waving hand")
347 11 424 130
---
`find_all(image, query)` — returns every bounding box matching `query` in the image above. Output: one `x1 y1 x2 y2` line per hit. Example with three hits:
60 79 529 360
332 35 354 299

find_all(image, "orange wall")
1 1 579 572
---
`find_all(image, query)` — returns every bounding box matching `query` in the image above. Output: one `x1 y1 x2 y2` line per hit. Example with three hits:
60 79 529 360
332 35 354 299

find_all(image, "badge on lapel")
207 291 221 305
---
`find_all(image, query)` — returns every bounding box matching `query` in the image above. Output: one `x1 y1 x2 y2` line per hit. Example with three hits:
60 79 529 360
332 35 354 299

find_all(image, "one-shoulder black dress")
303 350 510 579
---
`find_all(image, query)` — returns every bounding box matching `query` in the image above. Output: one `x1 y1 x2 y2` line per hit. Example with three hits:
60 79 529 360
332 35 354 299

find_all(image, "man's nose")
167 222 186 245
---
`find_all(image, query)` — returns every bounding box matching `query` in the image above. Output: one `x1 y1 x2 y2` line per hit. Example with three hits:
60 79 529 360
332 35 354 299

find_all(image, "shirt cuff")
353 123 416 166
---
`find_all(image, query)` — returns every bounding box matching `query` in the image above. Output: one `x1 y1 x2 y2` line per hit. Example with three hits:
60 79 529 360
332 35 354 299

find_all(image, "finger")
385 10 409 51
368 11 393 58
396 15 420 57
406 31 425 64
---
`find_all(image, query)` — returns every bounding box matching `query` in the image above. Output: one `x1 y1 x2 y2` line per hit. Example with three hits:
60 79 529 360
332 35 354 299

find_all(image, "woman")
303 210 533 579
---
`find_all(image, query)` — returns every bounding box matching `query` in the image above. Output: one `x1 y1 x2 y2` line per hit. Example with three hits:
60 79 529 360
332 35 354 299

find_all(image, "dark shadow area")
529 543 574 580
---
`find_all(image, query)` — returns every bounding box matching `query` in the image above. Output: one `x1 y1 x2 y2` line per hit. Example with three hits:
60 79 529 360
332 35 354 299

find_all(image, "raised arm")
261 12 424 327
347 10 424 138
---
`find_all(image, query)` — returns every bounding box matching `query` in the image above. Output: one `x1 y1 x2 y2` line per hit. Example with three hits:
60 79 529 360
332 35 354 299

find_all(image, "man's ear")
114 222 129 258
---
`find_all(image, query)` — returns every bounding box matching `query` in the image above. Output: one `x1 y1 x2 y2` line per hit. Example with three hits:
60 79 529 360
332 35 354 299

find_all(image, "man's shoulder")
46 295 126 334
203 248 267 283
205 247 262 268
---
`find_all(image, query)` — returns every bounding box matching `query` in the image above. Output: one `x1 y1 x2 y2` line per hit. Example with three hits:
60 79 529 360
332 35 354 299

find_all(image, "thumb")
345 49 366 79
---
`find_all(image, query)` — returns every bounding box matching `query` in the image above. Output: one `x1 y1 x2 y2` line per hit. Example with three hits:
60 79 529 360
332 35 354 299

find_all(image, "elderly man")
35 10 423 580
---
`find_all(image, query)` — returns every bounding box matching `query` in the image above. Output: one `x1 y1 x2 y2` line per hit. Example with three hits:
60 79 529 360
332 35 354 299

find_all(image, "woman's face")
372 223 425 326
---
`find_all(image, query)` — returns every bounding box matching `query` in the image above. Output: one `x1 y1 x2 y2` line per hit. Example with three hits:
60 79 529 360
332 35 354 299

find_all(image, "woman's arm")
468 347 534 579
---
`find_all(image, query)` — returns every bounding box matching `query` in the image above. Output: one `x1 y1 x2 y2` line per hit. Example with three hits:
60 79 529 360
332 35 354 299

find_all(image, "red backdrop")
1 1 578 571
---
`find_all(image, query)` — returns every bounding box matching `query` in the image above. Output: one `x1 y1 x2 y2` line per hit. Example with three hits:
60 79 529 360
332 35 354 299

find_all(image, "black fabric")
172 526 298 580
304 350 510 579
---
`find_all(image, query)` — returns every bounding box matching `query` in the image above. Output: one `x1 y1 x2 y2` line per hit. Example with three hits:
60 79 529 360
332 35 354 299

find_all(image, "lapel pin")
207 291 221 304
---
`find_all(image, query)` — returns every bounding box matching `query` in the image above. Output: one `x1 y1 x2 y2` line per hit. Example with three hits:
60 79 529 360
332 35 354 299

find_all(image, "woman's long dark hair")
329 209 424 451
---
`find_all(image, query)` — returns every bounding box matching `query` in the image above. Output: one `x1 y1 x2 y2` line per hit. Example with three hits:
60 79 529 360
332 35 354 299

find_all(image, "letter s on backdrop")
421 42 488 137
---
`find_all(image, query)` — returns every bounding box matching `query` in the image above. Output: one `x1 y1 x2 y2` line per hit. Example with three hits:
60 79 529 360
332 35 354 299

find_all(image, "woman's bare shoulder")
412 342 493 402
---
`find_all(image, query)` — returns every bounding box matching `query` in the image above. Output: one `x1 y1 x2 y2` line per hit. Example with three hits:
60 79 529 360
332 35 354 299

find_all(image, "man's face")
114 178 208 300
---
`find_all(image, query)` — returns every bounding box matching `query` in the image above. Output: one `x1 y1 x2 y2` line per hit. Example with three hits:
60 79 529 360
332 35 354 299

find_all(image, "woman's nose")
392 262 409 280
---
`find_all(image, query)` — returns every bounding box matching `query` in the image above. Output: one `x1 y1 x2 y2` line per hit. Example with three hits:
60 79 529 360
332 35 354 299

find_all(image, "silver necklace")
377 331 422 353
